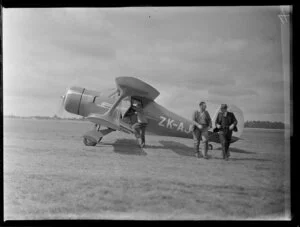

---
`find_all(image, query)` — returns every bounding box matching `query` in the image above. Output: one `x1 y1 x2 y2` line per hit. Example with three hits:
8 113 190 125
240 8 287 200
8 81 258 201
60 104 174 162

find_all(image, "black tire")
83 137 97 146
208 144 213 150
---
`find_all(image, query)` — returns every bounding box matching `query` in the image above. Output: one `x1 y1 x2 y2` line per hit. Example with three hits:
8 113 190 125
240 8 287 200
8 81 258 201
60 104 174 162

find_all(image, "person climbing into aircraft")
215 104 238 161
192 101 212 159
132 103 148 148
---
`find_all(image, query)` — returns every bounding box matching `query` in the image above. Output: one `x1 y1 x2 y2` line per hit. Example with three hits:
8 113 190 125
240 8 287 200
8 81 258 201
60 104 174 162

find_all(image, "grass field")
4 118 291 220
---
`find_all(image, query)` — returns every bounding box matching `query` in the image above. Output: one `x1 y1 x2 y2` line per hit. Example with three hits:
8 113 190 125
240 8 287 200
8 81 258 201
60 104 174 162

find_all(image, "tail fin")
211 105 221 129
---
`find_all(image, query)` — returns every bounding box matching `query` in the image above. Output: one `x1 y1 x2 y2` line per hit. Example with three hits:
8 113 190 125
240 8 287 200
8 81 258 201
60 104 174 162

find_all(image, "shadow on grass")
212 156 271 162
100 139 147 156
215 146 257 154
158 140 195 157
96 138 259 161
98 139 195 157
157 141 265 162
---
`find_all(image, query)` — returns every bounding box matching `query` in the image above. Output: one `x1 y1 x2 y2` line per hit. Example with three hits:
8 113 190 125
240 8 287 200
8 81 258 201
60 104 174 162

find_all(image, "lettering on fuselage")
158 116 193 134
158 116 166 127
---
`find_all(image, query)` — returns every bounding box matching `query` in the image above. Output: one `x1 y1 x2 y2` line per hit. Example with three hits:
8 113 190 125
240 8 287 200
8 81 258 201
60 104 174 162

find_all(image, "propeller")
57 94 66 117
56 89 68 118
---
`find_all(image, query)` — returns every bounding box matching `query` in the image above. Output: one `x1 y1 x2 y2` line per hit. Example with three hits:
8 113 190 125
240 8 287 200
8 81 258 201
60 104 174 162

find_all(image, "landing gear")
83 137 97 146
97 137 103 143
208 144 213 150
83 137 102 146
83 124 102 146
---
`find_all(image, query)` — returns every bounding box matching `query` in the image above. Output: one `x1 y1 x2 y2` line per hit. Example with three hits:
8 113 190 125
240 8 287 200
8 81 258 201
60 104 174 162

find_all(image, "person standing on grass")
215 104 238 161
192 101 212 159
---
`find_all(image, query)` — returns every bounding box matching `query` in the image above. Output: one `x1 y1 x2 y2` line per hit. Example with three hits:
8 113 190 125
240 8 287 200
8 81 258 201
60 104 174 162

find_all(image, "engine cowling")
64 86 85 115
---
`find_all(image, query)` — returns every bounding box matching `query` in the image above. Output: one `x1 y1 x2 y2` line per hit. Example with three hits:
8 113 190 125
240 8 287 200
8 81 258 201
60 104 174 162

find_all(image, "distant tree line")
244 121 285 129
4 114 85 121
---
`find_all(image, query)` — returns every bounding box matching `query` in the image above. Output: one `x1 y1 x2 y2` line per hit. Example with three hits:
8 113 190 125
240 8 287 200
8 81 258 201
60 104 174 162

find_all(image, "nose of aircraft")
64 86 85 115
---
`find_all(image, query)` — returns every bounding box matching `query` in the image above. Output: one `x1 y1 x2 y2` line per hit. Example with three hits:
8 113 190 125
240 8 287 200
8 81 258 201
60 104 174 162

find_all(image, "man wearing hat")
192 101 212 159
215 104 238 160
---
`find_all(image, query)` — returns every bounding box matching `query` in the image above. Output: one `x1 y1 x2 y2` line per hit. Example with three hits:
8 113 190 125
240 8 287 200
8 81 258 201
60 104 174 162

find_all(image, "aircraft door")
120 97 143 125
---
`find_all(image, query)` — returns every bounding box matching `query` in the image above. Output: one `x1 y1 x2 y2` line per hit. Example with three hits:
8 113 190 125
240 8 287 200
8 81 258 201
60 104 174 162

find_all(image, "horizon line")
3 114 288 125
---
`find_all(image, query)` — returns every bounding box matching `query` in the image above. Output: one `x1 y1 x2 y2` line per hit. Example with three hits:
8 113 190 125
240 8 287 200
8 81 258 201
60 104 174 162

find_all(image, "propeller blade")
56 94 66 118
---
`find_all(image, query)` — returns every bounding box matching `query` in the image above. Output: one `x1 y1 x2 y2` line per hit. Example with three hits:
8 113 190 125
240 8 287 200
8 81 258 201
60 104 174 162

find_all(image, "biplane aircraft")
59 77 244 148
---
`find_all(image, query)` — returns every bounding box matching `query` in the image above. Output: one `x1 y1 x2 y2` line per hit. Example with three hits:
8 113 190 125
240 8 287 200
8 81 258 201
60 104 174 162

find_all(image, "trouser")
218 129 232 159
192 127 209 157
132 122 147 145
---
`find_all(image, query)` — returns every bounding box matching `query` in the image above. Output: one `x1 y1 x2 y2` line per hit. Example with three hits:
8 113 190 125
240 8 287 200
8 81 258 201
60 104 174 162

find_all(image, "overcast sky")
3 7 291 123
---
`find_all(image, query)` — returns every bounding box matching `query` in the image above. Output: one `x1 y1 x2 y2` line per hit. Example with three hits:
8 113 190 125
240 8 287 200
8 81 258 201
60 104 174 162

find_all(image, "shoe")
203 155 209 159
225 157 229 161
140 143 145 148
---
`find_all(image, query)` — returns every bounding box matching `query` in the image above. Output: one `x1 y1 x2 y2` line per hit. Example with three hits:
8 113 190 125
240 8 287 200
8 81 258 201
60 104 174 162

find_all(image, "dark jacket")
214 111 238 133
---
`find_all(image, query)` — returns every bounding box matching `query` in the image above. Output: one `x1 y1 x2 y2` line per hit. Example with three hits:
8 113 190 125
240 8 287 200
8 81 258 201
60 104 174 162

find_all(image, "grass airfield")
4 118 290 220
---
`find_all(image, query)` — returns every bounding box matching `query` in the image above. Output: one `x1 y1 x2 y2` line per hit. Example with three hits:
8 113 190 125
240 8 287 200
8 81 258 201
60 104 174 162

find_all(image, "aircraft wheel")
208 144 213 150
83 137 97 146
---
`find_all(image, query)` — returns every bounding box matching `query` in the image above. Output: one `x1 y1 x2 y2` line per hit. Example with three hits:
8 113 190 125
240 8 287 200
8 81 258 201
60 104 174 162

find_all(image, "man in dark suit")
215 104 238 160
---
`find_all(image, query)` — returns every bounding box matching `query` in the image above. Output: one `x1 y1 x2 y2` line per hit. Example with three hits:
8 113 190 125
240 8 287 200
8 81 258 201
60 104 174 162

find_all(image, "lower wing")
86 113 134 134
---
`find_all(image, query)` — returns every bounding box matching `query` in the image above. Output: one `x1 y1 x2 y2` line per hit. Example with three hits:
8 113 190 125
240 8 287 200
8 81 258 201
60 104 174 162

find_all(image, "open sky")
3 6 291 123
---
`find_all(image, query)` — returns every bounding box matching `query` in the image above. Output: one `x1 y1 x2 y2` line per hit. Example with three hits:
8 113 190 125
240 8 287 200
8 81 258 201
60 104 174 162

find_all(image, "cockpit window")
132 97 142 108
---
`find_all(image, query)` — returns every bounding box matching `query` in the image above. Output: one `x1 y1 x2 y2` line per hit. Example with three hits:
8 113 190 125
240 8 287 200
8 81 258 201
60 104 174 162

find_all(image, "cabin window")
131 97 143 108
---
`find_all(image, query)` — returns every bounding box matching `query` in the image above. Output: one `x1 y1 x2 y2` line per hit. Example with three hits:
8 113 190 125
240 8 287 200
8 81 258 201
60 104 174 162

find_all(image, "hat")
220 104 228 109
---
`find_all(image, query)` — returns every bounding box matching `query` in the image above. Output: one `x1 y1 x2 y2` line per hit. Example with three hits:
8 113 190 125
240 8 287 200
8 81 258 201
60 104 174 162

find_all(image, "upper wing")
115 77 160 100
